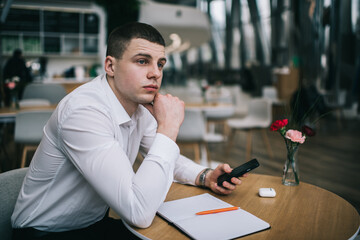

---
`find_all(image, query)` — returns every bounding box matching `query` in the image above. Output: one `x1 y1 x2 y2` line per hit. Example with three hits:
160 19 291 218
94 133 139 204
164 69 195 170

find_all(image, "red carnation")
270 119 288 131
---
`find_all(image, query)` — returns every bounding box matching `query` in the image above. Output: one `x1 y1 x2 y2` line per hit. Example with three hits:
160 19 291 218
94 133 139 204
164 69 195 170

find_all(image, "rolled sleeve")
147 133 180 164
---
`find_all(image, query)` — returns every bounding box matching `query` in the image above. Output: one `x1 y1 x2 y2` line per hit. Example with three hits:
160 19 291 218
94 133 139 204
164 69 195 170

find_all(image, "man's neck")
106 75 138 117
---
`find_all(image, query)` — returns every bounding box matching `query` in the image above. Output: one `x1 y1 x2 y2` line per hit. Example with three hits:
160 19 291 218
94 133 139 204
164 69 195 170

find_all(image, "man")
11 22 243 240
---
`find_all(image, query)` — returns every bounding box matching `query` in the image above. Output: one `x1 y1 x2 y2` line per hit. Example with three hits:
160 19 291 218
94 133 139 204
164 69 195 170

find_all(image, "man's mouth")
144 85 158 91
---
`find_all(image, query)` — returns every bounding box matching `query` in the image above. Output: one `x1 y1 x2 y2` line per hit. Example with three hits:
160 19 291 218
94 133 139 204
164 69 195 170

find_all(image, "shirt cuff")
175 155 207 185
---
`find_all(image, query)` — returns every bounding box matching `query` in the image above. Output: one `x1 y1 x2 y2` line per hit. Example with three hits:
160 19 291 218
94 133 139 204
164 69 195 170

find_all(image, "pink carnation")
285 130 306 144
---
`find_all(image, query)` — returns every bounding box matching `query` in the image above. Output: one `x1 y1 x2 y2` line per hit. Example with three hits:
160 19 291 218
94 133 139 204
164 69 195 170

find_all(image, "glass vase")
282 146 300 186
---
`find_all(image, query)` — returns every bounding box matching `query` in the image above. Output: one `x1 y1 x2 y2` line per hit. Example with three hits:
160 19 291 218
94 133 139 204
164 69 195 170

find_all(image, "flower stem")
287 144 299 184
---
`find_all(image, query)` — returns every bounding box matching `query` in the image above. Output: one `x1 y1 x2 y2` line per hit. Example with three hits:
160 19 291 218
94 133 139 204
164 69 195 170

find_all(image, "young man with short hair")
11 22 243 240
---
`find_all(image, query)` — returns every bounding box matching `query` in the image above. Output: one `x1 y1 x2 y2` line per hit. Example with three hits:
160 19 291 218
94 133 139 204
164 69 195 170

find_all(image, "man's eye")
138 59 147 64
158 61 166 69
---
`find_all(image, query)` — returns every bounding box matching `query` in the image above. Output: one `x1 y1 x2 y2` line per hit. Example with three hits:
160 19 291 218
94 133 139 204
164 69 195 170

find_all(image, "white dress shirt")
11 74 205 231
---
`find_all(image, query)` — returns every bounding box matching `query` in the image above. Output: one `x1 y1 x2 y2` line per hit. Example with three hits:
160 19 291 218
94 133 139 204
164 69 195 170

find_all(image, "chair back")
248 98 272 127
18 98 51 108
177 109 206 142
0 168 28 240
204 105 235 120
23 83 67 104
225 85 250 116
14 110 53 144
262 86 278 102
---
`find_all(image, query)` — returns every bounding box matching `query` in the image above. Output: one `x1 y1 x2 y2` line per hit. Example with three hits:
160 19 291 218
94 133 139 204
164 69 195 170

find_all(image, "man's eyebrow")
133 53 167 63
134 53 152 59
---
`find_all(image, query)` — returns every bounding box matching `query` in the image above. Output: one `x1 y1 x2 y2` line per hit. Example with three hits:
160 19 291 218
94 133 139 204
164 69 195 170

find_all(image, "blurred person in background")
2 48 32 106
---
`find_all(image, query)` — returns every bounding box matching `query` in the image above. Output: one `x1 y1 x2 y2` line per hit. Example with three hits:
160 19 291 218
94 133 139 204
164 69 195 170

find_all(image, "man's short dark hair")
106 22 165 59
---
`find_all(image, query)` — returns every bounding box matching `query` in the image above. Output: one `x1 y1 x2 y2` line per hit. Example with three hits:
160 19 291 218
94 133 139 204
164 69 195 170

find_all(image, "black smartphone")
217 159 260 187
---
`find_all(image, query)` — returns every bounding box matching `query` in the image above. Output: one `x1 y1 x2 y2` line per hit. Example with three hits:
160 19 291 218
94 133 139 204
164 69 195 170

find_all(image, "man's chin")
139 97 155 105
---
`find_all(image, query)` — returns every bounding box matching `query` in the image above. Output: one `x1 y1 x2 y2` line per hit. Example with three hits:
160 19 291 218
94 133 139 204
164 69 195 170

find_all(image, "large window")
1 7 100 56
44 11 80 33
1 8 40 31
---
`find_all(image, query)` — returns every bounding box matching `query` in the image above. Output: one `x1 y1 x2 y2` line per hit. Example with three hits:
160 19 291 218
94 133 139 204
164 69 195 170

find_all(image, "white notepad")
157 193 270 240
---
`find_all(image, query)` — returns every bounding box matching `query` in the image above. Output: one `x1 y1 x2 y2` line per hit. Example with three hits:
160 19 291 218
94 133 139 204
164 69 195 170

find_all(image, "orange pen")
195 206 239 215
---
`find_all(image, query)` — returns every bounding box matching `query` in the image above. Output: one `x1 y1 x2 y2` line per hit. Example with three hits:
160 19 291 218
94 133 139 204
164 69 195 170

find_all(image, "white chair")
22 83 67 104
18 98 51 108
0 167 28 240
224 85 251 117
177 108 224 167
204 105 235 140
262 86 279 103
176 108 224 166
14 110 53 168
226 98 273 161
177 108 209 165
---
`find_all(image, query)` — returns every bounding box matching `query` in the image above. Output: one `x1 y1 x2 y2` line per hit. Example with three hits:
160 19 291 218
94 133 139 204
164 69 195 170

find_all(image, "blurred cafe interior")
0 0 359 218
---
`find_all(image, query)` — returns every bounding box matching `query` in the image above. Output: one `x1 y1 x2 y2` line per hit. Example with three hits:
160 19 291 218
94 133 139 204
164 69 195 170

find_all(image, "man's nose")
147 64 161 79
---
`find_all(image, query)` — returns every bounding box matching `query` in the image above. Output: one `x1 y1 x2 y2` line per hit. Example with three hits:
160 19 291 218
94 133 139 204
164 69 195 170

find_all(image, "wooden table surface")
185 102 233 109
0 105 56 118
117 174 360 240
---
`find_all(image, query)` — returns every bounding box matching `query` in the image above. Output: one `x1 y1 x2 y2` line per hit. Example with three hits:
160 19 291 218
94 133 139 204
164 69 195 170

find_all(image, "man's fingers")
223 163 233 173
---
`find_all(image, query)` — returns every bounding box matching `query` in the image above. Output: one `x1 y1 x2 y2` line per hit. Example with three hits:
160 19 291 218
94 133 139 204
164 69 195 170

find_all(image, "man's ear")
104 56 115 77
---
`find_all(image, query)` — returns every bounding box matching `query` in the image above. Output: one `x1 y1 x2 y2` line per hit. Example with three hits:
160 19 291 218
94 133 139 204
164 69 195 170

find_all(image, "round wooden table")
121 174 360 239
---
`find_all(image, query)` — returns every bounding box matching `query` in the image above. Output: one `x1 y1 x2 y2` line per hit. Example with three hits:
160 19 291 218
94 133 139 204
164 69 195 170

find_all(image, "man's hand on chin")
142 93 185 141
